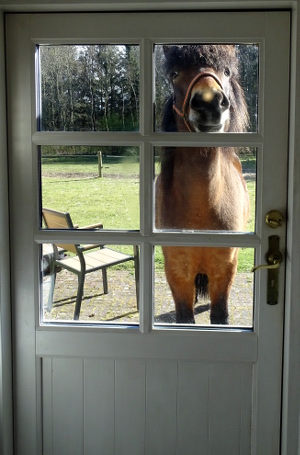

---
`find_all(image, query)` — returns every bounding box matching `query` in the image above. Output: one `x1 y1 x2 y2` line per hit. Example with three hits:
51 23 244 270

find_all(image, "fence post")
97 150 103 178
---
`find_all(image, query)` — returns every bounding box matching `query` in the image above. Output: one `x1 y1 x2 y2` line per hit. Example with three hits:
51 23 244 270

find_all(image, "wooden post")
97 150 103 178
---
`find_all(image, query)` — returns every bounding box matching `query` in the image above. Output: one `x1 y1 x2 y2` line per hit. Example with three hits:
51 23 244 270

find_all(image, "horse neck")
174 147 223 177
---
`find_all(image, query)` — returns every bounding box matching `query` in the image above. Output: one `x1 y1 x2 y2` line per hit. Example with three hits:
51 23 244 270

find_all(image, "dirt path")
43 270 253 327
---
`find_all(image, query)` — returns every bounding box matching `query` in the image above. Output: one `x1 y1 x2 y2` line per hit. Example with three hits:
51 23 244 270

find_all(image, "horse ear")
227 44 237 58
163 45 171 56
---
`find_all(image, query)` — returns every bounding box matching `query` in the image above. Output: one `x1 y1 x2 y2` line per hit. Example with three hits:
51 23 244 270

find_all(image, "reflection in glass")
41 243 139 324
154 246 254 327
38 45 139 131
40 146 140 230
155 44 258 132
155 147 256 233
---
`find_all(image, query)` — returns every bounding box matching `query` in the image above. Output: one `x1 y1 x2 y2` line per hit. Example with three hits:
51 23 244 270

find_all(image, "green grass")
41 155 256 272
43 177 139 230
42 155 141 177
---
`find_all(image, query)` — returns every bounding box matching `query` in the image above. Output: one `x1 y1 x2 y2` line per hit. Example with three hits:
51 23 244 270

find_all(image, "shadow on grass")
154 303 210 323
52 292 105 307
104 311 139 321
50 286 210 323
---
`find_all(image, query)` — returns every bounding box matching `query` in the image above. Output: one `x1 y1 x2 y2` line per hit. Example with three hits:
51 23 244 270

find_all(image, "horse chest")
169 163 245 230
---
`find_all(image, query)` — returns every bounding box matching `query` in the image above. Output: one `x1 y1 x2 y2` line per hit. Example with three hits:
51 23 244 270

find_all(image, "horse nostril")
221 93 229 109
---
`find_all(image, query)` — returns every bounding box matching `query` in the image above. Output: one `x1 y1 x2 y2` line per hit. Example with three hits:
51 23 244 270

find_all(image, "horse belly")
163 245 237 279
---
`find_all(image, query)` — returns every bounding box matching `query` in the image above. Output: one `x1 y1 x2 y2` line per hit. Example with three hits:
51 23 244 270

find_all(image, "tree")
39 44 258 137
40 46 78 131
40 44 139 132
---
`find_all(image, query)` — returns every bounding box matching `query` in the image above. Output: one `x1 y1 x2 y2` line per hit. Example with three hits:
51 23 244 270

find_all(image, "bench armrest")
77 222 104 230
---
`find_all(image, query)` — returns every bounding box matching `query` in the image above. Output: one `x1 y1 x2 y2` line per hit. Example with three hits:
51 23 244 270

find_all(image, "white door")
6 11 290 454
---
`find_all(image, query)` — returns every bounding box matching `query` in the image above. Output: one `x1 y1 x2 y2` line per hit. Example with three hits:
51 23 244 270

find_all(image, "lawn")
41 154 256 272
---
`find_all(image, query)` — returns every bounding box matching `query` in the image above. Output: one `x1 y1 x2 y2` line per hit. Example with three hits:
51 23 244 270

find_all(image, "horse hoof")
176 315 195 324
210 315 228 325
176 319 195 324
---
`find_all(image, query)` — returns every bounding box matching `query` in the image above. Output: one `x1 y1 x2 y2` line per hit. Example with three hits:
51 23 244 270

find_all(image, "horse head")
163 45 248 133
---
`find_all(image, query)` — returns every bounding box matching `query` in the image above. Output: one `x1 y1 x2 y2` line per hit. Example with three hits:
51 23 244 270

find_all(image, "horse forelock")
163 45 238 79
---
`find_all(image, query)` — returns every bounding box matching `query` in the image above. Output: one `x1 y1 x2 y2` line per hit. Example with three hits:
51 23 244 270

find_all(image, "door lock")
265 210 284 228
252 235 282 305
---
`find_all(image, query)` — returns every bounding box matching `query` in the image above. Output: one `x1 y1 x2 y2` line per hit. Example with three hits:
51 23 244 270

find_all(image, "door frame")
0 11 13 455
0 2 300 455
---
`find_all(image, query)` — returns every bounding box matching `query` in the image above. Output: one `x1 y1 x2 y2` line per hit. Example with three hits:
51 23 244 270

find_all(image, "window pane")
154 147 256 233
41 243 139 324
38 45 139 131
40 146 140 230
154 44 258 133
154 246 254 327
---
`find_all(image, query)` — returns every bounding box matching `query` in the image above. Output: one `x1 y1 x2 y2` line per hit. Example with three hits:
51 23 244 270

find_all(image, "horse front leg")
209 292 229 324
165 268 196 323
175 298 195 324
207 248 238 324
208 270 236 325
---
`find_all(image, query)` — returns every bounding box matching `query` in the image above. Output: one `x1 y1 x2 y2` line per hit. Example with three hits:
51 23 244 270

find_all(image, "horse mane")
162 96 177 132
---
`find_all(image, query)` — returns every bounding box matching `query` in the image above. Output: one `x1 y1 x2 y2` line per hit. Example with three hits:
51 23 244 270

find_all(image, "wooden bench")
42 208 139 320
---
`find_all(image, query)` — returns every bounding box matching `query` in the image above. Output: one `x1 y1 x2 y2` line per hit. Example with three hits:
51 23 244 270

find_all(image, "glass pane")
38 45 139 131
41 243 139 324
154 246 254 327
154 147 256 233
40 146 140 230
154 44 258 133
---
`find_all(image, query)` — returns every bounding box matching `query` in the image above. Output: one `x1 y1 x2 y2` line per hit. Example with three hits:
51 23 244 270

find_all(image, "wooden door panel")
42 358 253 454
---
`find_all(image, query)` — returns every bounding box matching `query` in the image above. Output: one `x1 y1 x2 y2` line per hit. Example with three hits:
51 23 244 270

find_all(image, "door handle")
252 235 282 305
251 253 282 272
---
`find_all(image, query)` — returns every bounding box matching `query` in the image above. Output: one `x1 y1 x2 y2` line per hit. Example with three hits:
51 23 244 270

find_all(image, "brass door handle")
251 236 283 305
251 252 282 272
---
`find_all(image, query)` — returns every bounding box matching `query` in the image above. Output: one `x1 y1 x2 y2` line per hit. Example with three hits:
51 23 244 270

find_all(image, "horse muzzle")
172 71 230 133
189 85 230 133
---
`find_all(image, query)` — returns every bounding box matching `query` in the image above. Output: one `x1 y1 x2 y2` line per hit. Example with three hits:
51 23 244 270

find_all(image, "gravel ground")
43 269 254 327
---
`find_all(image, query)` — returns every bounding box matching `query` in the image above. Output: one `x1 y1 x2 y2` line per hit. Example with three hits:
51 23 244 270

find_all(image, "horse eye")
170 71 179 80
224 67 231 77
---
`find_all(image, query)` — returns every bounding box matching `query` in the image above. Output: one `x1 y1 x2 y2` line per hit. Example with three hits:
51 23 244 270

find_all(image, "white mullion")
140 142 154 238
139 38 153 137
151 232 260 248
140 38 154 237
33 131 262 147
139 38 155 331
139 242 153 334
35 231 260 248
33 131 143 146
150 133 263 148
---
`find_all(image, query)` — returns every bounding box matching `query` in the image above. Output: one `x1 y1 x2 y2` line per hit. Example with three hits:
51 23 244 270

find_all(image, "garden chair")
42 208 139 320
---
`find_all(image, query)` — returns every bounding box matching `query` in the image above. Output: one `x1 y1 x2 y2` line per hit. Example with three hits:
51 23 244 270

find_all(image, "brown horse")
155 45 250 324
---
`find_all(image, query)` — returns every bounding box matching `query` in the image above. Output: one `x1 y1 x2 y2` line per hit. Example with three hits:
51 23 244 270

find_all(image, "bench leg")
74 273 85 320
102 268 108 294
